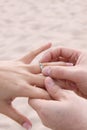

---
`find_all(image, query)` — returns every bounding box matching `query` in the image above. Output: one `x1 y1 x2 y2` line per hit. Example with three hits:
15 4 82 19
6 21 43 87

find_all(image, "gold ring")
39 62 44 72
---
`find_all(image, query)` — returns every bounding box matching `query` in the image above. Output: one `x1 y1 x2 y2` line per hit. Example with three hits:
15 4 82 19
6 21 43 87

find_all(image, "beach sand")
0 0 87 130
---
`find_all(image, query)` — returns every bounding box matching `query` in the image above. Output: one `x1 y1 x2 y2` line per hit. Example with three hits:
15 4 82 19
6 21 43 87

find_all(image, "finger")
55 79 76 90
45 77 65 100
40 47 81 64
42 66 77 82
1 103 32 130
29 99 51 127
56 80 84 97
56 79 78 93
15 84 50 100
20 43 52 64
26 63 41 74
29 99 53 116
28 62 73 74
29 74 45 87
27 61 73 88
29 98 61 129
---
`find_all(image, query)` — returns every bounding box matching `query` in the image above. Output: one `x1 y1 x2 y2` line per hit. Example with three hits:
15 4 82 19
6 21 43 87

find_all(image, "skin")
40 47 87 98
29 47 87 130
0 43 52 130
29 77 87 130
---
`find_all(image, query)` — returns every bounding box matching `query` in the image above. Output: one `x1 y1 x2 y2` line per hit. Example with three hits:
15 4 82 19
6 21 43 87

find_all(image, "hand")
0 43 51 129
29 77 87 130
40 47 87 97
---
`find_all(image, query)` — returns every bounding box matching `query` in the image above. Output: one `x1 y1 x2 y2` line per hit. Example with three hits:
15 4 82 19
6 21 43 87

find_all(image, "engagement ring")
39 62 44 72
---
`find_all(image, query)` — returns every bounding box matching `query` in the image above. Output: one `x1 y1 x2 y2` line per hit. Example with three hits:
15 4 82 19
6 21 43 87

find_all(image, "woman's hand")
29 77 87 130
40 47 87 98
0 43 51 130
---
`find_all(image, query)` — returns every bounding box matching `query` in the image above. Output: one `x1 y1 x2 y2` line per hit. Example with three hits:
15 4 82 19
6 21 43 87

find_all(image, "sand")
0 0 87 130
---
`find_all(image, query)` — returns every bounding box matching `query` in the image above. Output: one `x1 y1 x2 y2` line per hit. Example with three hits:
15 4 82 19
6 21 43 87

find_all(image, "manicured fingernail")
42 67 51 75
23 122 32 130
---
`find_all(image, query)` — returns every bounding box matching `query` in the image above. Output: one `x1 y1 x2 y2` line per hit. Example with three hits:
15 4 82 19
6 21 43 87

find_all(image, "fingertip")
45 77 55 90
45 42 52 48
22 122 32 130
45 77 55 87
40 42 52 51
45 77 62 100
42 67 51 76
5 105 32 130
40 43 52 62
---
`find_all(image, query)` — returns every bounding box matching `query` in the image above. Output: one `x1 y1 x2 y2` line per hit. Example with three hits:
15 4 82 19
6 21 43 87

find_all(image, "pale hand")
29 77 87 130
0 43 51 129
40 47 87 98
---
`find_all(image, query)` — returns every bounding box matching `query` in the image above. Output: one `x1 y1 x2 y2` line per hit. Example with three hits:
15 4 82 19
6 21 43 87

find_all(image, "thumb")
45 77 66 100
2 103 32 130
42 66 77 82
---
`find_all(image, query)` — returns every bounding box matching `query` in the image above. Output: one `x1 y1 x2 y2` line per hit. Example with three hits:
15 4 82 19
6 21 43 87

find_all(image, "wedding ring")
39 62 44 72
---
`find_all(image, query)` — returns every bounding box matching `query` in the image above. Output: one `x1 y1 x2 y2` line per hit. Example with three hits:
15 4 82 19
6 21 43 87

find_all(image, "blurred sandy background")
0 0 87 130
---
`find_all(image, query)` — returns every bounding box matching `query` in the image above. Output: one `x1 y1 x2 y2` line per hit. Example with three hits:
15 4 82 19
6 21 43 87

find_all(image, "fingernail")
42 67 51 75
66 63 73 66
46 77 55 87
23 122 32 130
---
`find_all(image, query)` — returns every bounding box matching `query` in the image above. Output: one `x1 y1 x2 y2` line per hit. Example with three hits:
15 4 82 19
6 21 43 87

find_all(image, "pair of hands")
0 43 51 129
29 47 87 130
